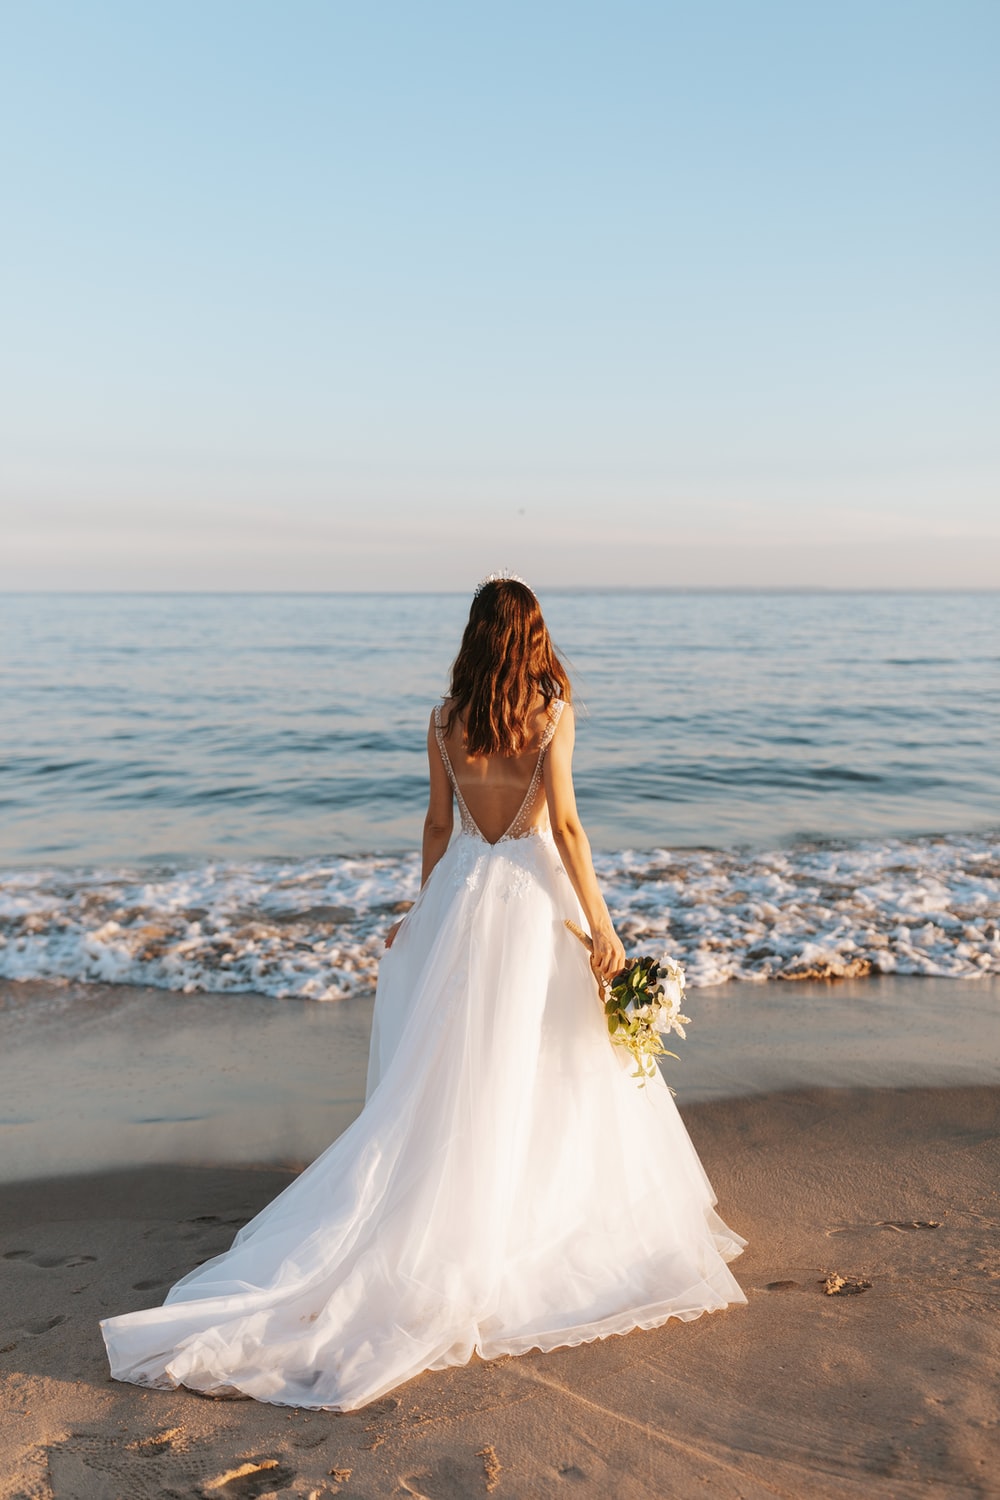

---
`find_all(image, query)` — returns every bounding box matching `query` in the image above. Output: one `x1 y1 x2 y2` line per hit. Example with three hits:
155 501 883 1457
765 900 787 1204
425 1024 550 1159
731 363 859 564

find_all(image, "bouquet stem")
564 918 594 953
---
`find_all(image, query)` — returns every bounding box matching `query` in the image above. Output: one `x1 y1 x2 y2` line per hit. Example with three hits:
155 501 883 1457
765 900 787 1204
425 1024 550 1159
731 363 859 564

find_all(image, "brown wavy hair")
445 579 571 755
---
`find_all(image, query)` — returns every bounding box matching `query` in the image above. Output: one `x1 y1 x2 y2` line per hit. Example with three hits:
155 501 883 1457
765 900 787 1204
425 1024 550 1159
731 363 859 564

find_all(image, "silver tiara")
474 570 531 598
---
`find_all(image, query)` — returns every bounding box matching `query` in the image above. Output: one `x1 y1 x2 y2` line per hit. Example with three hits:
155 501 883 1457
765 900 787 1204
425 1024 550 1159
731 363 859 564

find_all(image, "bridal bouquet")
565 920 691 1084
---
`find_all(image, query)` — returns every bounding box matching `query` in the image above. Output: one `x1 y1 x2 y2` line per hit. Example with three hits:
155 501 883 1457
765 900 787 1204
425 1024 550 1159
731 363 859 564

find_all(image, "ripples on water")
1 591 997 992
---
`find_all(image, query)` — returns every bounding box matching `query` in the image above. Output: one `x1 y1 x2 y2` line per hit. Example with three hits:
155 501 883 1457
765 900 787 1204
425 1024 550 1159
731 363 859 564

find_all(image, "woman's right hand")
589 924 626 985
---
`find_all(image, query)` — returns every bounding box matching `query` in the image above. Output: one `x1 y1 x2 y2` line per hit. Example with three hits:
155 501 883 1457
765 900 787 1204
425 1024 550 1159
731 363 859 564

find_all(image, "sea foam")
1 834 997 1000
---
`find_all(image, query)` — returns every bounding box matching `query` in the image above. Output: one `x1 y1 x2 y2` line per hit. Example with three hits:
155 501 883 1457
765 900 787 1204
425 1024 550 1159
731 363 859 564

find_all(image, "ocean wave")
1 834 998 1000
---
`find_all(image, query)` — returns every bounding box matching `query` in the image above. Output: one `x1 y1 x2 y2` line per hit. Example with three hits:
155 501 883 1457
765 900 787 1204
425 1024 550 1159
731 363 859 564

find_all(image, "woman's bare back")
437 695 560 844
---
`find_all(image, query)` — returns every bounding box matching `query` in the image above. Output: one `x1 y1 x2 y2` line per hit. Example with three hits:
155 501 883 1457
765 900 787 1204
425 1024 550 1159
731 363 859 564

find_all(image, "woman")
101 575 745 1411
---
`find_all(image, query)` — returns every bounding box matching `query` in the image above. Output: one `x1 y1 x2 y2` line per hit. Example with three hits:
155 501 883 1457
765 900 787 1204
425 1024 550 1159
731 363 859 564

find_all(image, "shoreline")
2 974 998 1185
1 1083 997 1496
4 831 999 1004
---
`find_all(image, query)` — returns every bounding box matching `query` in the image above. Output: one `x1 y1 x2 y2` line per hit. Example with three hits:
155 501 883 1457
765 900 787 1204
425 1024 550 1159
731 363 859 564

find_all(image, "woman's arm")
421 711 455 884
385 712 454 949
543 704 626 983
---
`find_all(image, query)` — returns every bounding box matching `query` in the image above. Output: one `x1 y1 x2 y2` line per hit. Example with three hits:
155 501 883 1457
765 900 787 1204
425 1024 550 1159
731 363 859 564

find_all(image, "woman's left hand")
589 923 626 985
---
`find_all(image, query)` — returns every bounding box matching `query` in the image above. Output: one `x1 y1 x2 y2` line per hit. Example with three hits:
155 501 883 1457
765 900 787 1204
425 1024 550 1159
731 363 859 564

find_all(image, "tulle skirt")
101 830 746 1410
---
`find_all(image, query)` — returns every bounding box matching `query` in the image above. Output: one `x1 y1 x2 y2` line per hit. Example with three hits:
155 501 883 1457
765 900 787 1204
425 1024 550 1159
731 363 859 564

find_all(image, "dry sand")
1 1084 998 1499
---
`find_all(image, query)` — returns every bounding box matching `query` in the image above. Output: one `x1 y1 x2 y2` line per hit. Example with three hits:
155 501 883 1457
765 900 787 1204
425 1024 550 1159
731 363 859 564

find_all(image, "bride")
101 575 746 1411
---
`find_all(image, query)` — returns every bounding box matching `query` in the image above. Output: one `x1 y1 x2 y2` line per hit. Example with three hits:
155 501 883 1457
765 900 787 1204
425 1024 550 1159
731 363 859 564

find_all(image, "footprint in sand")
137 1216 245 1246
202 1458 297 1497
125 1426 186 1456
399 1451 498 1498
3 1249 97 1268
399 1468 454 1500
141 1223 202 1243
22 1314 68 1335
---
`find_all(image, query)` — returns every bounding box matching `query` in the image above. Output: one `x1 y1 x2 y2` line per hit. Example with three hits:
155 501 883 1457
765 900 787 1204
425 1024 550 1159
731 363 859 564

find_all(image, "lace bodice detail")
433 700 565 845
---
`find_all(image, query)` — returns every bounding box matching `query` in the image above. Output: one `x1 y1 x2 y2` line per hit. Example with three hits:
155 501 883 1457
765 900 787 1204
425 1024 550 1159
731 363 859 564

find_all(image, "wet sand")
1 982 998 1496
2 974 997 1181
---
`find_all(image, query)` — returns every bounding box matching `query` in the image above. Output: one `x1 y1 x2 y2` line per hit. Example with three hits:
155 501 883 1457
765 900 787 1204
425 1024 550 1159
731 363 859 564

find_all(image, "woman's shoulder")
431 699 462 742
534 696 572 724
544 697 572 738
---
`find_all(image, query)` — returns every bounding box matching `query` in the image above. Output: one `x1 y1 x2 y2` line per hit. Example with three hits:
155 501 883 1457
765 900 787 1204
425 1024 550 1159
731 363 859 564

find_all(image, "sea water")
1 590 998 996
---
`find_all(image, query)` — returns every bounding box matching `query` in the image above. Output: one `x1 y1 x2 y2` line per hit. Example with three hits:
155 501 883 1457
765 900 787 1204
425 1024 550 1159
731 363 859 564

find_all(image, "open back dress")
101 699 746 1410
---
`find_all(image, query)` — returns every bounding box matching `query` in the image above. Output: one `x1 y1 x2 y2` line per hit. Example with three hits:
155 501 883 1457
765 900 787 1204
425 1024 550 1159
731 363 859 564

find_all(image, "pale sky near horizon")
1 1 998 591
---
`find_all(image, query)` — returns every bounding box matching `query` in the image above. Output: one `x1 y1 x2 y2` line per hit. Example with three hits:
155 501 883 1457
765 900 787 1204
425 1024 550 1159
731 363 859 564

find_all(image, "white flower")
652 995 690 1039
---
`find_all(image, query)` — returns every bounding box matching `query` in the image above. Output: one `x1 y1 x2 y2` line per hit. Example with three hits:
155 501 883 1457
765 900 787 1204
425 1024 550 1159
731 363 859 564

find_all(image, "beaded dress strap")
433 704 479 836
540 698 565 750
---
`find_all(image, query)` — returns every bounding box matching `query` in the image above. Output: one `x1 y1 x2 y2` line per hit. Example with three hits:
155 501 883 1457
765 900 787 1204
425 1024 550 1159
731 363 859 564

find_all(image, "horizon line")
3 586 1000 599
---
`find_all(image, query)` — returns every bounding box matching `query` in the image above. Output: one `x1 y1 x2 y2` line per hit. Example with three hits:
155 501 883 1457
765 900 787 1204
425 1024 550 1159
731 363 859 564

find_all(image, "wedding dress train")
101 703 745 1410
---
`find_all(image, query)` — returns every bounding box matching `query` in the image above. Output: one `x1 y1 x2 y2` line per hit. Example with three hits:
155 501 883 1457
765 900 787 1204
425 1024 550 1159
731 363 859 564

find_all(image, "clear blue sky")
2 0 997 590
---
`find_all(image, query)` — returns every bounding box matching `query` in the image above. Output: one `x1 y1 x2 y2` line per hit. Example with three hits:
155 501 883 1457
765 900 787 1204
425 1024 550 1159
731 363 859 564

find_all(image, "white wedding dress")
101 702 746 1410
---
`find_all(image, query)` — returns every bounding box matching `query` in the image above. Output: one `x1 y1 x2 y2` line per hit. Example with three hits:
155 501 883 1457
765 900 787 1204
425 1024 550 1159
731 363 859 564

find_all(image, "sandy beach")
4 0 998 1477
1 978 998 1497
